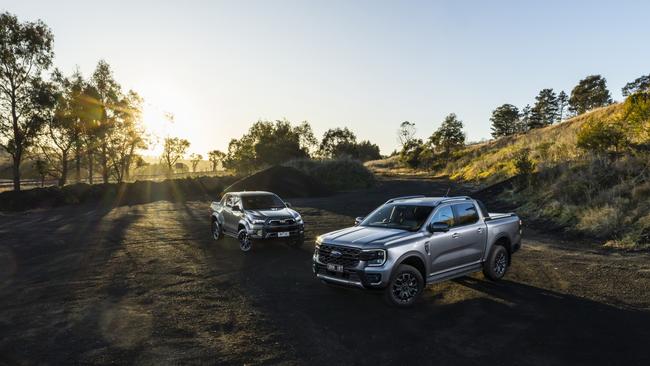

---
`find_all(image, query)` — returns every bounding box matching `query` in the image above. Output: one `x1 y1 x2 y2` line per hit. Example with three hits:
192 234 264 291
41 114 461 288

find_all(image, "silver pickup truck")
210 191 305 251
312 196 522 306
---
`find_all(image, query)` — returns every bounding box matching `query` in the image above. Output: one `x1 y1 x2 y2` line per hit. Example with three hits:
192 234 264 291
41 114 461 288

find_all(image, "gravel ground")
1 177 649 365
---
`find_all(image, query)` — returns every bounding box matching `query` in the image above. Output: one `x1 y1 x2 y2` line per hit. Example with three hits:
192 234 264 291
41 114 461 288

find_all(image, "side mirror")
285 202 292 208
354 217 365 226
428 222 449 233
232 205 241 212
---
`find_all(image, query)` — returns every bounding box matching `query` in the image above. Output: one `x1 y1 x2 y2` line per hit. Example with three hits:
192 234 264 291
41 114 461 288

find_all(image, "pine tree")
557 91 569 122
528 89 558 129
490 104 520 138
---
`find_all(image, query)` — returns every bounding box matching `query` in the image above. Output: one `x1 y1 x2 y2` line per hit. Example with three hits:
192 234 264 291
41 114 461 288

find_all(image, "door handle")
477 228 483 233
451 233 460 239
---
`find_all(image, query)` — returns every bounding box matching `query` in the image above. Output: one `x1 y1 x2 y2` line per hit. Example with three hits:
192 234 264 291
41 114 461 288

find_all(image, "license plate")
278 231 290 238
327 263 344 273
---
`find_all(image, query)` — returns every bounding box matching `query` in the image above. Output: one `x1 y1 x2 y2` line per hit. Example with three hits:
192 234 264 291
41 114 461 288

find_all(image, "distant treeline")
395 73 650 170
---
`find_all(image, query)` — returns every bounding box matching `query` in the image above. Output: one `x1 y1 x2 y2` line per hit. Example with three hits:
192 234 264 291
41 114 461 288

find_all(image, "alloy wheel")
494 252 507 276
392 272 419 303
238 231 251 251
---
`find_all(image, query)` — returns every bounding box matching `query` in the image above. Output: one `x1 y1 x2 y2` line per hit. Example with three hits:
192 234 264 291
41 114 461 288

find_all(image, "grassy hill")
367 102 650 249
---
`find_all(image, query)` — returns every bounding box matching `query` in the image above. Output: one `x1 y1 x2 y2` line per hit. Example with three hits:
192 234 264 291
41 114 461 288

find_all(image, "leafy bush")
513 149 535 175
576 118 627 154
285 158 375 191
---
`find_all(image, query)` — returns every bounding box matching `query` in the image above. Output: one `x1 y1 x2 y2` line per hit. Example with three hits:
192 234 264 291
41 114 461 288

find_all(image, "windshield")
361 204 433 231
241 194 286 210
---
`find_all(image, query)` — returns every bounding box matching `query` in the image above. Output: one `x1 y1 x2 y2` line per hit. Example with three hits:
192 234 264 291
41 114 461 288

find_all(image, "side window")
430 205 454 226
452 203 479 226
232 196 241 209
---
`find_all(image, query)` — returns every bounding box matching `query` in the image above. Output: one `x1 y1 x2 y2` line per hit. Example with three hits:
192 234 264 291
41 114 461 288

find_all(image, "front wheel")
384 264 424 307
211 220 222 241
482 245 509 281
237 229 252 252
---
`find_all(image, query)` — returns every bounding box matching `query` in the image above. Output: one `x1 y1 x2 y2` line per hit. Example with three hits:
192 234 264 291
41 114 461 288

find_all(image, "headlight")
294 214 303 223
247 216 265 225
360 249 387 267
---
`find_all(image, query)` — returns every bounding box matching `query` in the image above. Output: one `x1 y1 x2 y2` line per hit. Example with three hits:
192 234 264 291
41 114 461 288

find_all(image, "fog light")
366 274 381 283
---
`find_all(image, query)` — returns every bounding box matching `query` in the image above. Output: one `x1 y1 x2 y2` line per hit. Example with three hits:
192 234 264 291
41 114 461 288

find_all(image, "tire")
482 245 509 281
211 220 223 241
237 229 252 252
383 264 424 307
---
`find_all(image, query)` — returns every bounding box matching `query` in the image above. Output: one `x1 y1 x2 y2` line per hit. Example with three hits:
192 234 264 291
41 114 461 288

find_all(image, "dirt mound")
223 165 332 198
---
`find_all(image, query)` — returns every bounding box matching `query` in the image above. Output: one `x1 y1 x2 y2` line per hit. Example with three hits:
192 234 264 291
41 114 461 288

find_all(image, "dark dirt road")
1 177 650 365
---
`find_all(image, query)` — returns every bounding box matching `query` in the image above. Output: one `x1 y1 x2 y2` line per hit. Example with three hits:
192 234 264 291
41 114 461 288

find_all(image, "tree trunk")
12 153 21 192
75 143 82 183
87 150 94 184
59 151 68 187
101 143 109 184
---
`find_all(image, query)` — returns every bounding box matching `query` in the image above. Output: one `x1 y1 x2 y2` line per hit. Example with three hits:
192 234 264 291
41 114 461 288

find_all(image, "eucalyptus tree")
0 12 55 191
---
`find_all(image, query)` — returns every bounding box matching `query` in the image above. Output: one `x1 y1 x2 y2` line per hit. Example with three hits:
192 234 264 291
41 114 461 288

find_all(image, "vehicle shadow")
232 241 650 366
0 204 144 365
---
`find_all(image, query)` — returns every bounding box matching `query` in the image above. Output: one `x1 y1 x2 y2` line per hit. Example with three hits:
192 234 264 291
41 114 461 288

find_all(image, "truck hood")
320 226 417 248
245 208 297 219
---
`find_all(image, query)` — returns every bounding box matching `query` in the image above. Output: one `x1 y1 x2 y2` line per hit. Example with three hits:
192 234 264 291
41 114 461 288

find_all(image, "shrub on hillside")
513 149 535 176
576 118 627 154
285 158 375 191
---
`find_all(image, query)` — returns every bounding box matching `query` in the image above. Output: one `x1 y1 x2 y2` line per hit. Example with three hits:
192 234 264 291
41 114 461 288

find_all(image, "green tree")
107 90 147 182
528 88 558 129
490 104 520 138
251 120 310 165
161 137 190 174
90 60 122 183
557 90 569 122
517 104 531 133
621 91 650 143
569 75 613 115
400 138 425 168
576 119 627 154
397 121 416 147
208 149 225 171
189 153 202 172
0 12 55 191
33 159 50 187
430 113 465 155
319 127 357 158
37 70 75 186
622 74 650 97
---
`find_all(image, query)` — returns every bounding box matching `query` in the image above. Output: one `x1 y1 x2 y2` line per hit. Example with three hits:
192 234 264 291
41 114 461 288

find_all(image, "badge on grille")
330 250 342 258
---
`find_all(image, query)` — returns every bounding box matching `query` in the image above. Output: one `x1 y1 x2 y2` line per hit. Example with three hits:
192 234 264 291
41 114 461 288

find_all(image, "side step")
426 263 482 284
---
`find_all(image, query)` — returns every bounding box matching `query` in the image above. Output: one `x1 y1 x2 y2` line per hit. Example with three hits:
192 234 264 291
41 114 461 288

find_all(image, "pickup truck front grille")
317 244 360 267
268 218 296 225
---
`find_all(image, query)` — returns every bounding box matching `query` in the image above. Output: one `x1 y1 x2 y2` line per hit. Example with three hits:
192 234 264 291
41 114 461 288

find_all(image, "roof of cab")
385 195 472 206
228 191 276 196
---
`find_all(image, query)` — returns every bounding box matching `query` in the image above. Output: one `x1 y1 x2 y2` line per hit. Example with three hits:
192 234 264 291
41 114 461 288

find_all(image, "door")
222 194 236 234
427 205 463 274
449 202 486 264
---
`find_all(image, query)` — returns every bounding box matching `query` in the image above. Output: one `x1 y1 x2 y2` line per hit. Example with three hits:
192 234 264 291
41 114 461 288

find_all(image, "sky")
3 0 649 156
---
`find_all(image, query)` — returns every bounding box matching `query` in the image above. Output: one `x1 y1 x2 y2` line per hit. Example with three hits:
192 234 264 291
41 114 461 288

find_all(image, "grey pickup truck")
210 191 305 251
312 196 522 306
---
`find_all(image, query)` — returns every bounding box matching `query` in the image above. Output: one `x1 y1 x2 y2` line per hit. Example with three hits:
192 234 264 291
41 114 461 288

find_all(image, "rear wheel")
482 245 509 281
237 229 252 252
384 264 424 307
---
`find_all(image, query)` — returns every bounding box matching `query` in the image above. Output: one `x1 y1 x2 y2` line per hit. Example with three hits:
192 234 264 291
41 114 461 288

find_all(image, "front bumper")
248 223 304 240
312 256 391 289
